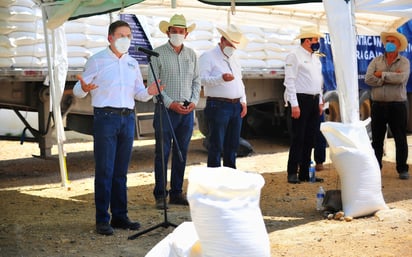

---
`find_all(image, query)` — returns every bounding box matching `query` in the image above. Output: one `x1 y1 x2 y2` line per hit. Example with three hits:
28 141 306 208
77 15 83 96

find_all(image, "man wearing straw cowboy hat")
365 30 410 180
199 24 248 169
148 14 201 209
284 25 325 184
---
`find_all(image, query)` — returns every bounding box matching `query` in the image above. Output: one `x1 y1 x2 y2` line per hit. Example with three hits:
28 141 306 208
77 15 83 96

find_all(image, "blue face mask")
385 42 396 53
310 42 320 52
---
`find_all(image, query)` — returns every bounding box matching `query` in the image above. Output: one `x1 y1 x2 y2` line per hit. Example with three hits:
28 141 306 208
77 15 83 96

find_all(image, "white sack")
187 167 270 257
145 222 200 257
321 121 388 217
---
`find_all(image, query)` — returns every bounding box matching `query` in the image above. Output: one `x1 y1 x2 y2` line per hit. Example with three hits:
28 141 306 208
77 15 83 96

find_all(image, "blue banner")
320 19 412 92
120 14 153 65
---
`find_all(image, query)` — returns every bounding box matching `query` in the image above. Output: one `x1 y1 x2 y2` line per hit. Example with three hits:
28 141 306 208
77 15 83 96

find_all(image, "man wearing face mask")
148 14 201 209
284 25 324 184
199 24 248 169
73 20 163 235
365 30 410 180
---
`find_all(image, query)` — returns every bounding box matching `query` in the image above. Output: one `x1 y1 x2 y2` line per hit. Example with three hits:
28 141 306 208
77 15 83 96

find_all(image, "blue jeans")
153 104 194 199
93 108 135 224
204 99 242 168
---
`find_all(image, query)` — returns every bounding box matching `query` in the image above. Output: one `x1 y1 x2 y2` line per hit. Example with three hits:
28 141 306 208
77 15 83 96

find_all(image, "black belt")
207 97 240 103
95 107 134 116
297 93 320 100
372 101 406 106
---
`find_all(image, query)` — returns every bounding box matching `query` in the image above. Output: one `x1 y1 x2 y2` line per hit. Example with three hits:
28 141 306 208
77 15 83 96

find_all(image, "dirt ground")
0 132 411 257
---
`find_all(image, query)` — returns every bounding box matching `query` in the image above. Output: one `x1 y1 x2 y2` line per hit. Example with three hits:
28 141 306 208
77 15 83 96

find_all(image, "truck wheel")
323 90 341 122
359 90 372 139
196 110 208 137
202 137 253 157
197 110 254 157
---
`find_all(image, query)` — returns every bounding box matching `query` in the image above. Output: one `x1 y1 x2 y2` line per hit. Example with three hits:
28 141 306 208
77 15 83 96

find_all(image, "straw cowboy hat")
381 30 408 52
159 14 196 34
295 25 324 39
216 24 248 49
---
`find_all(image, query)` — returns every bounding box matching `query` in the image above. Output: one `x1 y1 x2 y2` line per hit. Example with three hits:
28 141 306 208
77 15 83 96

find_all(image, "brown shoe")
169 194 189 206
315 163 324 171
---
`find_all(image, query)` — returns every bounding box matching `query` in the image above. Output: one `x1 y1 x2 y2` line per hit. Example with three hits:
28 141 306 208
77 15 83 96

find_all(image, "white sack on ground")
321 121 388 218
145 222 200 257
187 167 270 257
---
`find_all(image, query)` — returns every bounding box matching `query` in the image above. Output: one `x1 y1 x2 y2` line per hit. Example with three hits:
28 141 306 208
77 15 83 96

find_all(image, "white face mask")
114 37 131 54
169 34 185 47
223 46 235 57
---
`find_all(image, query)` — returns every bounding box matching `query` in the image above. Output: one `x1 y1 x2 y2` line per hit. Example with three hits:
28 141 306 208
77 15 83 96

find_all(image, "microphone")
136 46 159 57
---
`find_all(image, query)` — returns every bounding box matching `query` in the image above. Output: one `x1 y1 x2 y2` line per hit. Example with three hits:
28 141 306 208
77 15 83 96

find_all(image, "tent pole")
41 5 70 188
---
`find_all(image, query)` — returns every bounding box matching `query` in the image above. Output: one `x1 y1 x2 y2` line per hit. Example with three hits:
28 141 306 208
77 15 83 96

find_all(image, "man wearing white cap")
148 14 201 209
284 25 324 184
365 30 410 180
199 24 248 169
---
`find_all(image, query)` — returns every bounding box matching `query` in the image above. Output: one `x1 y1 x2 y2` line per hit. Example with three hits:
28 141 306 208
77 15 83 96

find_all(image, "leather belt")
207 97 240 103
95 107 134 116
297 93 320 100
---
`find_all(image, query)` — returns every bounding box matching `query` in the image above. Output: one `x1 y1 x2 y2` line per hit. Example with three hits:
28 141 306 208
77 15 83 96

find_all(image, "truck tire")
196 110 208 137
202 137 253 157
323 90 341 122
359 90 371 122
324 90 373 139
197 110 254 157
359 90 372 139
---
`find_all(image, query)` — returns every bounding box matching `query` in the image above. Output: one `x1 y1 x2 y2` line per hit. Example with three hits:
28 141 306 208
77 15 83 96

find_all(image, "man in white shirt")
73 20 162 235
284 25 324 184
199 25 248 169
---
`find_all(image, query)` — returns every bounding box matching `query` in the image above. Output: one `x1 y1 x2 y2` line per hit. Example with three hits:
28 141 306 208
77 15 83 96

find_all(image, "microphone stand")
129 54 182 240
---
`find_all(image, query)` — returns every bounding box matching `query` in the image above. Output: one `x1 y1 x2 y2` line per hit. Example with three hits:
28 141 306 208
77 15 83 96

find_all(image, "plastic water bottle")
316 186 325 211
309 161 316 183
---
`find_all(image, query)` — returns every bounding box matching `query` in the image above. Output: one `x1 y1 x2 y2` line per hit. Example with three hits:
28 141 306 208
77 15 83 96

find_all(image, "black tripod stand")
128 53 182 240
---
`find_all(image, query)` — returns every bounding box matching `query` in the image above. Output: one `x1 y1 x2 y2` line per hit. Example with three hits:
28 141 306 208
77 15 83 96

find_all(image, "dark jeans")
153 104 194 199
93 108 135 224
287 94 320 180
371 101 409 173
204 99 242 169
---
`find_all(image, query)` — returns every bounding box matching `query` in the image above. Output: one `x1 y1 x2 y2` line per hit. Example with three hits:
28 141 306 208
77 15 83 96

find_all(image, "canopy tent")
124 0 411 35
33 0 412 186
35 0 141 187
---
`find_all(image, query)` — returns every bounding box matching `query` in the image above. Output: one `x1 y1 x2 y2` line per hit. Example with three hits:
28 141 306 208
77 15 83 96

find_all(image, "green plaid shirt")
148 42 201 108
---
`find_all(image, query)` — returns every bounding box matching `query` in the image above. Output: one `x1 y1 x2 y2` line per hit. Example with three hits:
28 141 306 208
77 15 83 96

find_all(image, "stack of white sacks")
146 15 299 69
0 0 43 68
1 2 298 70
0 0 110 69
64 15 110 68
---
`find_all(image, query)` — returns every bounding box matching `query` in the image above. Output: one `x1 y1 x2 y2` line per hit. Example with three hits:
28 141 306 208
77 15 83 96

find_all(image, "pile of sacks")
0 0 109 68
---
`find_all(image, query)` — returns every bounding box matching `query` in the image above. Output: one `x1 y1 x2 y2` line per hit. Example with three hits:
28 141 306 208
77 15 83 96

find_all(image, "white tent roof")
122 0 412 35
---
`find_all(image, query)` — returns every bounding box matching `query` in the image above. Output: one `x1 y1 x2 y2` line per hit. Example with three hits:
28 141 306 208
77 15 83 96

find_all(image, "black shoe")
155 198 168 210
110 217 140 230
169 194 189 206
399 172 410 180
300 177 324 183
96 222 114 235
288 174 301 184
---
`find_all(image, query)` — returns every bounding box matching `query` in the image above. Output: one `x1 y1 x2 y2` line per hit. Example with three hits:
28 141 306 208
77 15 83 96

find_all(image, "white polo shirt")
284 45 323 107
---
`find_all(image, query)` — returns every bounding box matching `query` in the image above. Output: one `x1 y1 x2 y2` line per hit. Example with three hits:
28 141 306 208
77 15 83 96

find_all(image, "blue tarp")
321 19 412 92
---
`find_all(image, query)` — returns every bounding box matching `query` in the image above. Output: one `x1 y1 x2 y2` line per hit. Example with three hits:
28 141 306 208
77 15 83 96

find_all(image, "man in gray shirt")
365 30 410 180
